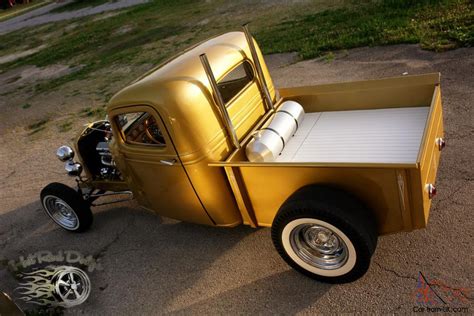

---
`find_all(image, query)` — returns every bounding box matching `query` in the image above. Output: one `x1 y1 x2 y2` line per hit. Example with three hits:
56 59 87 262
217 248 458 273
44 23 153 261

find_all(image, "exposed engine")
95 140 120 180
75 120 122 181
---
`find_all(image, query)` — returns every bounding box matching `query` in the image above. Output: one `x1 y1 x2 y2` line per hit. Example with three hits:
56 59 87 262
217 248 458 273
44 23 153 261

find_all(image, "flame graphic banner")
14 265 90 307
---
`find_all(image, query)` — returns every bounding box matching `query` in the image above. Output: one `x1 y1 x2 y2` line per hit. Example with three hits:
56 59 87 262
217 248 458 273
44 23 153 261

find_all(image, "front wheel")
271 186 377 283
40 183 93 232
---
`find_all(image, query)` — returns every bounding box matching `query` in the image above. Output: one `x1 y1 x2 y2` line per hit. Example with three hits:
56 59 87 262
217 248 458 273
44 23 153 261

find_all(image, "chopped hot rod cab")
41 26 445 283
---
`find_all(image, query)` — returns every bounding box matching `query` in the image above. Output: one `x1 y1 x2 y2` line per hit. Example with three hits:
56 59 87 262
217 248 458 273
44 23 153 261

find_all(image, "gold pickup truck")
41 26 445 283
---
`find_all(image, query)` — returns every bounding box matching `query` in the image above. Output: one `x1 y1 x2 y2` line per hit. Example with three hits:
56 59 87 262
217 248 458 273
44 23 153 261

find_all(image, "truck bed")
276 107 429 164
210 73 443 234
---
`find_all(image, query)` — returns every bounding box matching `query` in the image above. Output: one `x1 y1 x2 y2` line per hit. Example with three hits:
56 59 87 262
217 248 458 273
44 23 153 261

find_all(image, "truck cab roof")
107 31 275 159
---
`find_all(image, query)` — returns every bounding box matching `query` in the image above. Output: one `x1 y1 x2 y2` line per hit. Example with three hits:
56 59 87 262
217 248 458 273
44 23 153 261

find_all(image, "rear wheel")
271 185 377 283
40 183 92 232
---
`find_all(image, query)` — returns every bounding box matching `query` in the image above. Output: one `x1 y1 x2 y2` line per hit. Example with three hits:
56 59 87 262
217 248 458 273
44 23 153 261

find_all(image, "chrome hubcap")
43 196 79 230
290 224 348 270
54 267 91 307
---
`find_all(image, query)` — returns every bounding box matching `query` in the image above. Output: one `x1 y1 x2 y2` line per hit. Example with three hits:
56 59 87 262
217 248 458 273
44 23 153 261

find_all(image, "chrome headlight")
65 161 83 176
56 146 75 162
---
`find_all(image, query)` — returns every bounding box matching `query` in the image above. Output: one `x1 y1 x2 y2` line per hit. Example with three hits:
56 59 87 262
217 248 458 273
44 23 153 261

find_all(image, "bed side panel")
278 73 438 113
237 166 405 235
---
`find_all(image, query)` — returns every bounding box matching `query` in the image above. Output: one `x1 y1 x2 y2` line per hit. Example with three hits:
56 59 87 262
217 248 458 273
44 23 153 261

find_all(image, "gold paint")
74 32 443 233
396 169 413 231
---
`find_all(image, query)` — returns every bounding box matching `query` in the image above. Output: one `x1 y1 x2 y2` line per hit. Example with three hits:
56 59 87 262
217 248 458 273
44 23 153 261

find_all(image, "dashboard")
123 113 165 146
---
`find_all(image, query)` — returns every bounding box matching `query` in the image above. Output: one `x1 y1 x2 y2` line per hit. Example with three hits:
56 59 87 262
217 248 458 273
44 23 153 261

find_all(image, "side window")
217 60 254 104
115 111 166 146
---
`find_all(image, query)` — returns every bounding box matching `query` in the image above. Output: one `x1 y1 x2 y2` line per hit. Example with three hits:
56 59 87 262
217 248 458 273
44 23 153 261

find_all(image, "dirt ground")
0 44 473 314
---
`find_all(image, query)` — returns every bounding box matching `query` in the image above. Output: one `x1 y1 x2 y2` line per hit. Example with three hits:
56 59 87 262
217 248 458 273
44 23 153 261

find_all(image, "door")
110 105 214 225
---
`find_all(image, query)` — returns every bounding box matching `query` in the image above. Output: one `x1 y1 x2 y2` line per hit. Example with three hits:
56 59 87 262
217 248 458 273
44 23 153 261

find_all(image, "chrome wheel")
273 186 376 282
289 223 348 270
42 195 79 230
41 183 93 232
53 267 91 307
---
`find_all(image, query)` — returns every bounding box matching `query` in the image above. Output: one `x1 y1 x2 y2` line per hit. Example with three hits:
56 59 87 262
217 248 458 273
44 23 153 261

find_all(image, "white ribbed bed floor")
276 107 430 164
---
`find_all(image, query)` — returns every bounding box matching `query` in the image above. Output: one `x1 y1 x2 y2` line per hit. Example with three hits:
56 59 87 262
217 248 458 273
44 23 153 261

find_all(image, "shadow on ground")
167 270 330 314
0 201 331 314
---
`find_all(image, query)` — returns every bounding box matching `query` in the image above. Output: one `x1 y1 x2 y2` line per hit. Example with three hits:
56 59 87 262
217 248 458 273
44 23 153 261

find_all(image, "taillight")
436 138 446 151
426 183 437 199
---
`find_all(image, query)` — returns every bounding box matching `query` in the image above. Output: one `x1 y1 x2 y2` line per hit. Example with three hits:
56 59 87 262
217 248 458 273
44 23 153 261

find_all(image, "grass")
27 118 49 134
0 0 472 94
58 120 73 132
79 106 107 118
323 52 335 63
0 0 199 91
257 0 473 58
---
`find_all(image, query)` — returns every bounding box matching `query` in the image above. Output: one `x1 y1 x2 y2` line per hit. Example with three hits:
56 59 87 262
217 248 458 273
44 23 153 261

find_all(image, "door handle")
159 158 177 166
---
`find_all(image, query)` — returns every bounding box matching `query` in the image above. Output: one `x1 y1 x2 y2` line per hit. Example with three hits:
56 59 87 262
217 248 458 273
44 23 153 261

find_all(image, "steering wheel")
144 115 165 145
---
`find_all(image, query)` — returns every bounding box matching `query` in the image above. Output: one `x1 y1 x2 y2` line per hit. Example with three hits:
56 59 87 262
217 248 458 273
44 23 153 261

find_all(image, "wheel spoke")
73 288 81 298
58 280 69 287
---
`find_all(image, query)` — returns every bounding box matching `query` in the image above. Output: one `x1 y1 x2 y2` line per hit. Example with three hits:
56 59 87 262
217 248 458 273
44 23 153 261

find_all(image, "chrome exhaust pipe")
242 23 275 112
200 53 241 149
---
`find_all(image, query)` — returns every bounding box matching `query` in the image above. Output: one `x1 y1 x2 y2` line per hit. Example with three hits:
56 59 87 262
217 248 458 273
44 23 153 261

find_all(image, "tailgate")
410 85 445 228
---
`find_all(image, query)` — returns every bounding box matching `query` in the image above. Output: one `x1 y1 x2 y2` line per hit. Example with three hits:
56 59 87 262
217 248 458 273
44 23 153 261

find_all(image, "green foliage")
0 0 190 91
79 106 106 118
257 0 473 58
28 119 49 130
0 0 471 94
58 120 73 132
323 52 335 62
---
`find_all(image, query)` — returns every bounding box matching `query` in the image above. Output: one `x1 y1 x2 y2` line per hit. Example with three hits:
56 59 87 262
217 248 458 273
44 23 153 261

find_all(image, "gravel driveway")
0 44 472 314
0 0 148 35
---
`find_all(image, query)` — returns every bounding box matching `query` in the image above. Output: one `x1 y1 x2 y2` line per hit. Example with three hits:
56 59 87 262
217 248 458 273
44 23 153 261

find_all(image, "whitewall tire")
282 218 357 277
271 185 377 283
